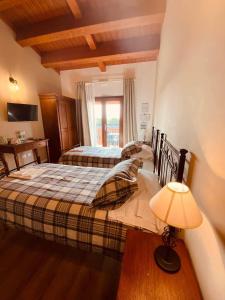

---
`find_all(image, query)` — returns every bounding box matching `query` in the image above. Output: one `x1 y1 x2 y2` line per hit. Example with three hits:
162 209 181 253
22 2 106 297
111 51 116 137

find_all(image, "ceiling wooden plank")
98 62 106 72
16 4 165 47
66 0 82 18
0 0 24 11
41 35 159 69
85 34 97 50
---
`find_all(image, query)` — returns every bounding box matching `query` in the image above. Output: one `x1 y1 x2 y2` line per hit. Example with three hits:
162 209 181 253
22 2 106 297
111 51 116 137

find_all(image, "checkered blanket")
59 146 123 168
0 163 138 257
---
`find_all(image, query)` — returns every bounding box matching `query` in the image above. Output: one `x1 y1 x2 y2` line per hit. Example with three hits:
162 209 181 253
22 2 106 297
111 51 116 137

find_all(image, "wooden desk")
0 139 49 174
117 230 202 300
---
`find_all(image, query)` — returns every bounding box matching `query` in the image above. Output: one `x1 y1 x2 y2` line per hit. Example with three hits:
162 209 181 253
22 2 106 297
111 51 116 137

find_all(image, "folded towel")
9 168 46 180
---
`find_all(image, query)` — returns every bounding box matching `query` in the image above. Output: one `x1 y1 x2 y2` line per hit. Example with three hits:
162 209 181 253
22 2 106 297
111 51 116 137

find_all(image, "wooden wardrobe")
39 93 80 163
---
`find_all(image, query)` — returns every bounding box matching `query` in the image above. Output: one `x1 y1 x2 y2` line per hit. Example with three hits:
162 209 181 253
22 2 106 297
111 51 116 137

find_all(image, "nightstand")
117 230 202 300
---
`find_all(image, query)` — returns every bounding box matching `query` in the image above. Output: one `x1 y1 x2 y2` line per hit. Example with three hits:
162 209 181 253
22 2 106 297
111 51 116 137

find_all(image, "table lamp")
149 182 202 273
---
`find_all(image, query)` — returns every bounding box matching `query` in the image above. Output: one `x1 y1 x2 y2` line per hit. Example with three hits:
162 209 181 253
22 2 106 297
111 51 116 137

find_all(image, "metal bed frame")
151 127 188 185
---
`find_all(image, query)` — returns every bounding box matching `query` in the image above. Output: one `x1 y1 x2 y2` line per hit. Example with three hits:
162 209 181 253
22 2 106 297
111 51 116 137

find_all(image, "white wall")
0 20 61 169
60 62 157 141
154 1 225 299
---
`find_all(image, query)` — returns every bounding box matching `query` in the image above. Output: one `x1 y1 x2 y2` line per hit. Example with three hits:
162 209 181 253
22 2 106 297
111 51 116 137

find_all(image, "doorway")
95 96 123 147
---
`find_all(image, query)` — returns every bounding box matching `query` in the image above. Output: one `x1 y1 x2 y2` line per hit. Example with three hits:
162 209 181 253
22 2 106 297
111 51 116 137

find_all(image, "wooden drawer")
36 140 47 148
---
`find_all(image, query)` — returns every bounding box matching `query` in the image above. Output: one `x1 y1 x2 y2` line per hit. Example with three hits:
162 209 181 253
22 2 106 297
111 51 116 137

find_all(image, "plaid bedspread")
59 146 123 168
0 163 137 258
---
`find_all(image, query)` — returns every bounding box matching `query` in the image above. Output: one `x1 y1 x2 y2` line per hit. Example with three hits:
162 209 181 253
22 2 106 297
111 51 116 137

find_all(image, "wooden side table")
117 230 202 300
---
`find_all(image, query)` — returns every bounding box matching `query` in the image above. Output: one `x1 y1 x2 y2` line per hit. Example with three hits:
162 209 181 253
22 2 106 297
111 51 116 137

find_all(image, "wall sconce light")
9 76 19 91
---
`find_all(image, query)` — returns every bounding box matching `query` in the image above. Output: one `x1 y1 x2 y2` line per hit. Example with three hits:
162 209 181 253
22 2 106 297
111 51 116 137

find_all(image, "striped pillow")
92 158 142 210
121 141 142 158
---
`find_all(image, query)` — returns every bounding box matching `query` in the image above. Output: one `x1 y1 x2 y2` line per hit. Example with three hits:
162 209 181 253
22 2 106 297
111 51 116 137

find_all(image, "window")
95 97 123 147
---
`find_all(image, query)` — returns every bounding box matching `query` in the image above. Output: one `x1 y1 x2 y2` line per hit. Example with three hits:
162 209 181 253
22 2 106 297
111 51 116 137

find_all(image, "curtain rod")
85 77 136 84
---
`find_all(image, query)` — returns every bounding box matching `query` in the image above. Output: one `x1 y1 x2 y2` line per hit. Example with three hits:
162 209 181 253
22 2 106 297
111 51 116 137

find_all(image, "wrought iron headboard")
156 133 188 187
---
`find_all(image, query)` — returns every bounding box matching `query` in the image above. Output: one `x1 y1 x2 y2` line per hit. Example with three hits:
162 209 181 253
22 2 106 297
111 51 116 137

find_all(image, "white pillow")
130 144 153 160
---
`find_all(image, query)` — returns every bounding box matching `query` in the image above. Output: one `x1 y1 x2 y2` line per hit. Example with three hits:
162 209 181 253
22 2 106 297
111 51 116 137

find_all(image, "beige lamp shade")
149 182 202 229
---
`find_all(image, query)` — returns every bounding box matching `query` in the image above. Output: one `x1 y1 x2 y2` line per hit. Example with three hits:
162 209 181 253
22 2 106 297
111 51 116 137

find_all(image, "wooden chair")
0 154 9 178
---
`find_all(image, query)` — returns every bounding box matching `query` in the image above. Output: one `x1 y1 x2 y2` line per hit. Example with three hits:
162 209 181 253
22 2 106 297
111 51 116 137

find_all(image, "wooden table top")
0 139 48 148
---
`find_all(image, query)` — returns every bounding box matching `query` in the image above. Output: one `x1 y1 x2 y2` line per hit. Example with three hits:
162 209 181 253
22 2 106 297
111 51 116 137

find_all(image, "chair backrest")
0 155 9 177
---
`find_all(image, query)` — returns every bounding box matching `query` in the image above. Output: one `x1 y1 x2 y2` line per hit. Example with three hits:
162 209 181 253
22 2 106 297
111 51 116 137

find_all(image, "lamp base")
154 245 181 273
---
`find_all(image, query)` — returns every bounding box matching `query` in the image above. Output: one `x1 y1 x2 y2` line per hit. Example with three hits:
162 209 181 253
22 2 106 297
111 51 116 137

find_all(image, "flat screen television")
7 103 38 122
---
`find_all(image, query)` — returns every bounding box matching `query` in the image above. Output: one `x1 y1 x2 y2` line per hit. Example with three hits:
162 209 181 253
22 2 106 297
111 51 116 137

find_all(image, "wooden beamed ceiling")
0 0 24 12
66 0 82 19
0 0 166 72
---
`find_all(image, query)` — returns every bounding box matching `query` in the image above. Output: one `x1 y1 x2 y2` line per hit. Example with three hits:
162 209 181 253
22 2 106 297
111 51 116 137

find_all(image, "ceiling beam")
0 0 24 11
50 51 158 71
66 0 82 18
55 54 157 71
16 3 165 47
85 34 97 50
65 1 98 51
41 35 159 70
98 62 106 72
42 48 159 69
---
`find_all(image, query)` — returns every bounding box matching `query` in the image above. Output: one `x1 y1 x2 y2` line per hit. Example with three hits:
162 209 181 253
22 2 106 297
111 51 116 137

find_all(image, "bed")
59 145 123 168
59 139 153 168
0 134 188 258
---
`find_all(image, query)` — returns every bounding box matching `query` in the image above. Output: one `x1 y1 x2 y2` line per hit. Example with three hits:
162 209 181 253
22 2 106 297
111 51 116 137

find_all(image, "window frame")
95 96 123 147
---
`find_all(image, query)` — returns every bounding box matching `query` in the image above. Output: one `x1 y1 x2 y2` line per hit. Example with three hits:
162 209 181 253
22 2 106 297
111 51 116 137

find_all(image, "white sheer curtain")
123 78 138 143
75 81 91 146
85 83 97 146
